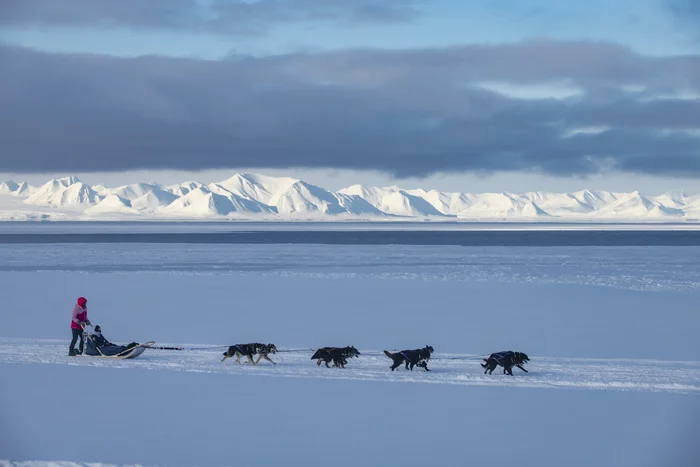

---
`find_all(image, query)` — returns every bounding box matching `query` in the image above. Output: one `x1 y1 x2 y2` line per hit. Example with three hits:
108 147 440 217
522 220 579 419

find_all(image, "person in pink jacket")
69 297 91 356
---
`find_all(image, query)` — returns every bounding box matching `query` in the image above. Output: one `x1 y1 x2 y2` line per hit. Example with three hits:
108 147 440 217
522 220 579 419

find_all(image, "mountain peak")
3 173 700 221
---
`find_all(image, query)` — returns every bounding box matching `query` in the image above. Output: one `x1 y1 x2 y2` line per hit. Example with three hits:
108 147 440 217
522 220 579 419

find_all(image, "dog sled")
75 333 156 360
75 341 155 359
70 323 155 359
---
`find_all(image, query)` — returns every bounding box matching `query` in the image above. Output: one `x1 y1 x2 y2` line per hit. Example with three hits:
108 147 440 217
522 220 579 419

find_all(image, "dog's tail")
383 350 396 359
480 362 487 368
223 351 228 357
311 349 323 360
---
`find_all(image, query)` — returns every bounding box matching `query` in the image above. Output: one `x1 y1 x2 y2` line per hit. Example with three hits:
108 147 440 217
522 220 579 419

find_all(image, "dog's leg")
317 359 323 366
262 354 276 364
247 354 256 365
516 365 528 373
235 353 243 364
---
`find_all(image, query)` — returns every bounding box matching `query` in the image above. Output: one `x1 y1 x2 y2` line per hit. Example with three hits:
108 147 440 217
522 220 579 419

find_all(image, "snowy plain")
1 236 699 467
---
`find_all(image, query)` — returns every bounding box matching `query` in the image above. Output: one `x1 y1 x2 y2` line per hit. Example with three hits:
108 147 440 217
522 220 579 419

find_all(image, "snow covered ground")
1 241 699 466
2 338 698 393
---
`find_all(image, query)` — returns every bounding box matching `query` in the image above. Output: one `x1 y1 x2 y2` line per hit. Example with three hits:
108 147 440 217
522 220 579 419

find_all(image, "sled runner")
75 341 155 360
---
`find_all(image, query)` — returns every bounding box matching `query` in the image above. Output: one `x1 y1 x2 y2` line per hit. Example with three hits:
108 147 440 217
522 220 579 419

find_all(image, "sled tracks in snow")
1 338 699 395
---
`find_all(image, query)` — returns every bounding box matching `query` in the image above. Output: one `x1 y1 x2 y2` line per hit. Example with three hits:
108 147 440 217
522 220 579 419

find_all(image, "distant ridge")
1 173 699 222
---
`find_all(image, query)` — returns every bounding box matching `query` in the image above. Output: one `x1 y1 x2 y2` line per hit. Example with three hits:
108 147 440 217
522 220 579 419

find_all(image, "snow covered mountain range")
1 174 699 222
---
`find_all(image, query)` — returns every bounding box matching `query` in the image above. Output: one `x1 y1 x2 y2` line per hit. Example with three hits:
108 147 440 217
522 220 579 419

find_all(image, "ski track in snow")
1 338 698 395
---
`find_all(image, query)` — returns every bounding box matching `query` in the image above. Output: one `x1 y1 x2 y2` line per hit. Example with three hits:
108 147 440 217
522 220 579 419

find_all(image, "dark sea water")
1 228 699 246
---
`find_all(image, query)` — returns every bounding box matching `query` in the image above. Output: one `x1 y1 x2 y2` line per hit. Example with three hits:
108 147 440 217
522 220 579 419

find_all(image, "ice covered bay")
1 241 698 466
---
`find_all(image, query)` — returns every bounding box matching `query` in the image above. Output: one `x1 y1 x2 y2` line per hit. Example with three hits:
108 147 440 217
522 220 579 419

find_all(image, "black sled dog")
384 345 434 371
481 351 530 375
221 343 278 365
311 346 360 368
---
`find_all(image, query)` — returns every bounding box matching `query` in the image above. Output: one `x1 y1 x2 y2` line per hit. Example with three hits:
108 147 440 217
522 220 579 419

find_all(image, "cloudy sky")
0 0 699 193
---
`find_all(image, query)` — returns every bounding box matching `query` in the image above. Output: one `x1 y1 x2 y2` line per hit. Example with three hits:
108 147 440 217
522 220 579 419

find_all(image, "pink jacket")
70 305 88 329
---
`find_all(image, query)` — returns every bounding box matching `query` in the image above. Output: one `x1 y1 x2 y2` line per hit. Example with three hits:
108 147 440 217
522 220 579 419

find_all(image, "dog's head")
514 352 529 365
422 345 434 359
344 346 360 358
266 344 278 354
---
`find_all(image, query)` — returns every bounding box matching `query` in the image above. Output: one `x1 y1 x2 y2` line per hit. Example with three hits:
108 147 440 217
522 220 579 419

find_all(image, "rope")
142 345 187 351
138 344 232 351
435 355 485 361
137 343 490 362
174 345 231 351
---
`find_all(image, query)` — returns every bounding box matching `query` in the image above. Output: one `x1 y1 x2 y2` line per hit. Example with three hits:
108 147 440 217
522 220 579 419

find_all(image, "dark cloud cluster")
668 0 700 37
0 0 420 34
0 40 698 177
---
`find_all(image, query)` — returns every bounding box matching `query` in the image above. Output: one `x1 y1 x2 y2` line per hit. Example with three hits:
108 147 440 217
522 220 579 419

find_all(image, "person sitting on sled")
84 325 140 356
90 325 115 348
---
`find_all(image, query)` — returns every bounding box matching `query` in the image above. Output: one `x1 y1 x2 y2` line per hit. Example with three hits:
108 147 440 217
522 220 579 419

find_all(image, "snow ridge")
2 174 700 221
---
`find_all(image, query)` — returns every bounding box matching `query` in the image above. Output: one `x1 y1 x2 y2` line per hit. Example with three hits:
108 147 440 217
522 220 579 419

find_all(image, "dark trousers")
70 328 84 353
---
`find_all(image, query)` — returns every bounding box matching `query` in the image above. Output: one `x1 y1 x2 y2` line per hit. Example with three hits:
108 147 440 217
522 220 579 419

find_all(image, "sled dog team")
221 342 531 375
69 297 530 375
